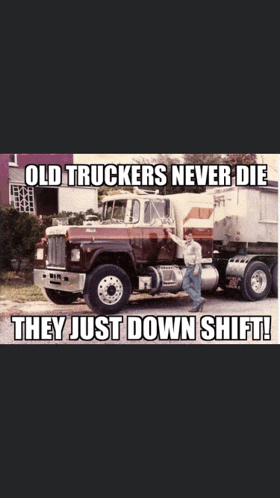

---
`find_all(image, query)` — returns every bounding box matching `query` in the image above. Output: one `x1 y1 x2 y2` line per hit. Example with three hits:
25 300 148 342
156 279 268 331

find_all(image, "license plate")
49 273 62 284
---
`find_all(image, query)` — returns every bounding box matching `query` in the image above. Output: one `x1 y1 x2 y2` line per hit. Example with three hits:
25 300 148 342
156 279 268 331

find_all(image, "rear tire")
84 264 131 314
43 288 80 304
240 261 272 301
271 263 278 296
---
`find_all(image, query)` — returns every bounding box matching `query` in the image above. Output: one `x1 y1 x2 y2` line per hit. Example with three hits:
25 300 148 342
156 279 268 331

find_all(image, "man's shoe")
189 299 206 313
197 298 206 312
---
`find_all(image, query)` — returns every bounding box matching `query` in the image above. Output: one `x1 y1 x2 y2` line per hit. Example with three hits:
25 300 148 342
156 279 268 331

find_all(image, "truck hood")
60 225 131 242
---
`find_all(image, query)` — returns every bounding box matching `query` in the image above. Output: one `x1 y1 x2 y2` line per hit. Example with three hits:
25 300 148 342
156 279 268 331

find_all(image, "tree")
220 154 257 176
133 153 182 195
98 185 133 205
133 153 226 194
97 153 258 200
0 207 46 271
137 154 258 194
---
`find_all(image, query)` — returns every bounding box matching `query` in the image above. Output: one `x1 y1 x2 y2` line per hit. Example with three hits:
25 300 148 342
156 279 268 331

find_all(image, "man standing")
166 228 206 312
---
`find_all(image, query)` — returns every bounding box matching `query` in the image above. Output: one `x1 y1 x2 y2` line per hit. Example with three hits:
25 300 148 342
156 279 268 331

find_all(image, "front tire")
84 264 131 314
240 261 272 301
42 288 80 304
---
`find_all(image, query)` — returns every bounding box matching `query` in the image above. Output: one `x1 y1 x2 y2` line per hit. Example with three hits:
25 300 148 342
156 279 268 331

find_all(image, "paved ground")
0 289 278 345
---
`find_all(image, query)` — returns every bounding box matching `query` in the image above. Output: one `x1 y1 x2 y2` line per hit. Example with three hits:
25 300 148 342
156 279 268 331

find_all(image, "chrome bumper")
34 269 86 293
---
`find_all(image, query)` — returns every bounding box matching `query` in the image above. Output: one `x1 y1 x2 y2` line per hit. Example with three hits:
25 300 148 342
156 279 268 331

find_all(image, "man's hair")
185 228 193 235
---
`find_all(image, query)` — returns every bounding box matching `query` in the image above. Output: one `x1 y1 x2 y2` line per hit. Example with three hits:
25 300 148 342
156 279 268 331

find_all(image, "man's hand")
193 267 199 276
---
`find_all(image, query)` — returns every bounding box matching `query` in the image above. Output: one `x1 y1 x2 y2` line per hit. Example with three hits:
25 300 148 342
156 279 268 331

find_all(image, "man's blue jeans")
182 265 203 308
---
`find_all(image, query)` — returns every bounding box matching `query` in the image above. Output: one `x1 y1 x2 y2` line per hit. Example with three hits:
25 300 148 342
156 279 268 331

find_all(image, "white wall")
59 187 98 213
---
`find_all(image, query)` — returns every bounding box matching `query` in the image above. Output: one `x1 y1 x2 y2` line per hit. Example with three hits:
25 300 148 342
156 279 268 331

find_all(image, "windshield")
102 199 140 224
144 199 170 223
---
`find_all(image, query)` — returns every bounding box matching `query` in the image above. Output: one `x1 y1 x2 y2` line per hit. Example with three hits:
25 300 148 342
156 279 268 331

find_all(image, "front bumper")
34 269 86 293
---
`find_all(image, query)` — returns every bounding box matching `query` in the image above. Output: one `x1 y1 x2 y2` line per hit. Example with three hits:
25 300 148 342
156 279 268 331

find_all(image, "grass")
0 270 47 302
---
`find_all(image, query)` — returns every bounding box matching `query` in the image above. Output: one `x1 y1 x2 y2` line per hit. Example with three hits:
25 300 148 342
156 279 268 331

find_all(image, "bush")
0 207 46 271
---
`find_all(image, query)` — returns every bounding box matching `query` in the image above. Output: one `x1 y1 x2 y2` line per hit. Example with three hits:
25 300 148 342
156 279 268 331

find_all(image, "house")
0 154 98 216
256 154 278 181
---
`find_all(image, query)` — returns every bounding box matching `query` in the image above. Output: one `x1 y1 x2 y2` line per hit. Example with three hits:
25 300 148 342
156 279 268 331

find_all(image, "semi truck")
33 181 278 313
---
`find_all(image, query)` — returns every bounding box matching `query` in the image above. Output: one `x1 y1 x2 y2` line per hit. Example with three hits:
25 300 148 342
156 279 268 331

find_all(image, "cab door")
126 199 144 262
142 198 176 264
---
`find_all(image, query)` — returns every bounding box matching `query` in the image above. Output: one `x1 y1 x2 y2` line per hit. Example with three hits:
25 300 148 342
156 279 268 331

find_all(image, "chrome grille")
159 266 177 284
47 236 66 268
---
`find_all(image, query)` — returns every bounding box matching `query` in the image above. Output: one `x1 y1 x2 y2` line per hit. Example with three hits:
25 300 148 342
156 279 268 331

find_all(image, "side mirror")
163 217 174 225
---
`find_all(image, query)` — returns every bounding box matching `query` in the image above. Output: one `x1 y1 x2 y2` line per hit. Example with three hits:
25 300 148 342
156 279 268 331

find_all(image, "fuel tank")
145 264 219 294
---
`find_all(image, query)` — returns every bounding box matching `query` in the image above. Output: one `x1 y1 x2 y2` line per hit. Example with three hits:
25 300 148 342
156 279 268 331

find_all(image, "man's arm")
165 228 184 247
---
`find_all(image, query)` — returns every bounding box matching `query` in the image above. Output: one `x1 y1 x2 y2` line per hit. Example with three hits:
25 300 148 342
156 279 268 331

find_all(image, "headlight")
71 249 81 262
36 248 44 260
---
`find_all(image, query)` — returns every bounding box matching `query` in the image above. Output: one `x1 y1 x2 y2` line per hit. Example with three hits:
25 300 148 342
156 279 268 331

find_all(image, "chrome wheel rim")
97 276 123 305
250 270 267 294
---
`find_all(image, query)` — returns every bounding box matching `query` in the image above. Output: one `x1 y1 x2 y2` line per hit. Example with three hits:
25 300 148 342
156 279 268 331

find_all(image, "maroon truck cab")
34 191 218 313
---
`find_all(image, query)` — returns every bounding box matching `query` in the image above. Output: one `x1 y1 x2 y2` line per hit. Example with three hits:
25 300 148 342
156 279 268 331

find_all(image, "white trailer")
207 181 278 300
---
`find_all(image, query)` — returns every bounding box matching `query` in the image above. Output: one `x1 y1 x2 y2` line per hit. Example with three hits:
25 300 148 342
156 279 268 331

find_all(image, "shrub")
0 207 46 271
